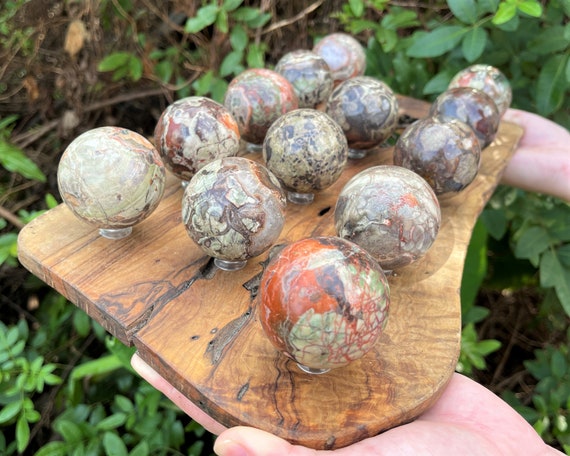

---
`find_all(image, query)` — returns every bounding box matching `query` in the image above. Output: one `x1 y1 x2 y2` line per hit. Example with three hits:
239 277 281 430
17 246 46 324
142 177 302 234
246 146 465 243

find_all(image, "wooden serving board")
17 96 523 450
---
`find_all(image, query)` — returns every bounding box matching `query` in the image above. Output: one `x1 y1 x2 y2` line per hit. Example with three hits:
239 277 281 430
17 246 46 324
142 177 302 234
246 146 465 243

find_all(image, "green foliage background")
0 0 569 454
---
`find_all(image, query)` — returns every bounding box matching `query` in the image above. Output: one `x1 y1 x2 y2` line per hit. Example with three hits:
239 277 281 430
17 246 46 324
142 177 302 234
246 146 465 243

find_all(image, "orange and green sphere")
260 236 390 373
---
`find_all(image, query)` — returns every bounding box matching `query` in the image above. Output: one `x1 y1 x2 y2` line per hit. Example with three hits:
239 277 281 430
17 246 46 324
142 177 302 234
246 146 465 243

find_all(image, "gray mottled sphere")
335 165 441 271
262 109 348 194
182 157 287 262
430 87 500 148
394 116 481 195
448 64 512 116
326 76 399 151
275 49 334 109
57 126 166 229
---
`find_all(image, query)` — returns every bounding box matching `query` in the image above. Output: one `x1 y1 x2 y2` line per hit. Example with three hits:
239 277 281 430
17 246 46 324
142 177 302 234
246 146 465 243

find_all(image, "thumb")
214 426 319 456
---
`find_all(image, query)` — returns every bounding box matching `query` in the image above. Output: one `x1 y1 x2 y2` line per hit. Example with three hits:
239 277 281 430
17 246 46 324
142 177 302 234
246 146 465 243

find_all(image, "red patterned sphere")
260 236 390 374
313 33 366 86
154 96 240 182
448 64 512 117
224 68 299 145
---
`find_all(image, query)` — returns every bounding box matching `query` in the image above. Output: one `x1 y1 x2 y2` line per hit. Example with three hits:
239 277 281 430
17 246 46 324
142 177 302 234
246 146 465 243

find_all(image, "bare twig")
0 205 25 230
262 0 325 35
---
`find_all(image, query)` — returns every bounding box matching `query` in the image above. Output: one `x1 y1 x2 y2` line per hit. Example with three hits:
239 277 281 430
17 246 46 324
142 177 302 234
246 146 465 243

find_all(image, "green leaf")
349 0 365 17
407 26 468 58
536 54 569 116
528 26 569 55
129 441 149 456
97 52 131 72
54 419 83 443
0 140 46 182
216 8 229 34
381 9 419 29
247 43 266 68
540 249 570 316
492 2 517 25
481 207 507 240
16 414 30 453
233 7 271 28
103 432 128 456
462 26 488 62
551 349 567 379
517 0 543 17
96 413 127 431
375 28 398 53
0 401 22 424
184 4 220 33
461 220 488 314
447 0 478 24
514 226 551 266
220 50 243 77
223 0 243 12
230 24 248 52
423 70 453 95
34 441 68 456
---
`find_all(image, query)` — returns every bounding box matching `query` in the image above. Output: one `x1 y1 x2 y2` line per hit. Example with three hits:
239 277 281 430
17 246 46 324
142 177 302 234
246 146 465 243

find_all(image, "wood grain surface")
17 96 523 449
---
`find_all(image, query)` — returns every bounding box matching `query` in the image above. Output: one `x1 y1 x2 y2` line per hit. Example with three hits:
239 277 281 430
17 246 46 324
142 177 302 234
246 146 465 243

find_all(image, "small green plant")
0 320 62 454
503 336 570 452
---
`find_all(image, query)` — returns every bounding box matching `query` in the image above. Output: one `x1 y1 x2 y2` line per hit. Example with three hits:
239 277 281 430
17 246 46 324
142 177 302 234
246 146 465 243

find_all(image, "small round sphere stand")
348 148 367 159
99 227 133 240
297 363 330 375
287 191 314 205
214 258 248 271
246 142 263 153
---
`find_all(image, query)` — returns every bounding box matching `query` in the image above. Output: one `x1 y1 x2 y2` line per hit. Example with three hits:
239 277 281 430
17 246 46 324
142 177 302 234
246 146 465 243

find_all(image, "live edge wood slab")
18 96 523 450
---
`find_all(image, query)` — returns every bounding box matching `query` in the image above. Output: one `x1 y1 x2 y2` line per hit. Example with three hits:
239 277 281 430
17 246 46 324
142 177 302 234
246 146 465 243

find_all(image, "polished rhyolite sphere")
313 33 366 85
430 87 500 148
153 96 240 182
448 64 512 116
335 165 441 271
260 236 390 374
394 117 481 195
224 68 299 145
57 127 166 238
275 49 334 109
181 157 286 269
262 109 348 203
326 76 399 152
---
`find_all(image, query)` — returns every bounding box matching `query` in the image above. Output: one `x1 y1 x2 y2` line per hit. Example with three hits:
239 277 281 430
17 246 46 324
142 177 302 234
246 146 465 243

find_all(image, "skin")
131 110 569 455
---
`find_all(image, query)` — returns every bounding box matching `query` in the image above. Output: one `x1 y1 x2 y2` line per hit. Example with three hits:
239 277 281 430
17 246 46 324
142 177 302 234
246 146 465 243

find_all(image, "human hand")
501 109 570 202
131 353 563 456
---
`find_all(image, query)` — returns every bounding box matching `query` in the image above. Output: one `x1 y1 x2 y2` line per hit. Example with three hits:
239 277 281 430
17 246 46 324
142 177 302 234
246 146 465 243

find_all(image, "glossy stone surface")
57 126 166 233
335 165 441 271
449 64 512 116
260 236 390 373
224 68 299 145
313 33 366 85
154 96 240 182
394 117 481 196
262 109 348 201
181 157 286 265
275 49 334 109
430 87 500 148
326 76 399 152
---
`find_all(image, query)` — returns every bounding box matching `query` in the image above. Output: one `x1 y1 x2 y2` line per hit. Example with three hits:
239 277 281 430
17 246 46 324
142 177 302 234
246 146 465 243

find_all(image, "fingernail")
214 438 248 456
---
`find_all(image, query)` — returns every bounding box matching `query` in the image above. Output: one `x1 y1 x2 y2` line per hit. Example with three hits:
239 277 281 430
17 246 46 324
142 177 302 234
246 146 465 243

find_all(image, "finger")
502 109 570 146
421 373 548 455
130 353 227 435
214 426 319 456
